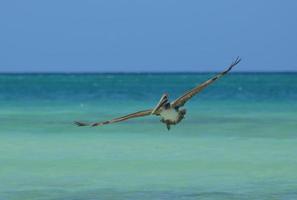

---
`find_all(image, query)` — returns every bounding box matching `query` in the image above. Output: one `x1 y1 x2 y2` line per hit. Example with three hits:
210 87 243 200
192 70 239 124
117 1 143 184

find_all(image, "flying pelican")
75 57 241 130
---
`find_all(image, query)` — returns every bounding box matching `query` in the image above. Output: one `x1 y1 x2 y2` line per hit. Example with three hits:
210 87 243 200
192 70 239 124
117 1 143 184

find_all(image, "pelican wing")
171 57 241 108
75 109 153 127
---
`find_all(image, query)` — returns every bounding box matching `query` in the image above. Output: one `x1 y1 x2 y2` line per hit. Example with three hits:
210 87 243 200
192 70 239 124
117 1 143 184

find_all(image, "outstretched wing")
171 57 241 108
75 109 153 127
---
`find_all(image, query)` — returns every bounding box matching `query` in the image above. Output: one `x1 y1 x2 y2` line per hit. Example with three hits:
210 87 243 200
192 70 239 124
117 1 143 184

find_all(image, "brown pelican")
75 57 241 130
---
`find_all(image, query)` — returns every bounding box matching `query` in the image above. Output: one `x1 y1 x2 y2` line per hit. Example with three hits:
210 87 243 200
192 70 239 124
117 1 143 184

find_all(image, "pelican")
75 57 241 130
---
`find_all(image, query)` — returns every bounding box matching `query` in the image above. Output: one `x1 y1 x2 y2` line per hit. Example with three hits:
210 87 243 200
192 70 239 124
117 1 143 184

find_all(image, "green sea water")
0 73 297 200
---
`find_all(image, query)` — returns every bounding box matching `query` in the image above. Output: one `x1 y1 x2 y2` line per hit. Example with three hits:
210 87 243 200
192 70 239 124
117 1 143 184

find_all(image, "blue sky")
0 0 296 72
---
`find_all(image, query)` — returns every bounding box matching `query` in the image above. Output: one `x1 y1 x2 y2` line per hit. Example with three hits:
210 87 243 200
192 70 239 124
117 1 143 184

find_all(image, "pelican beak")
152 94 168 114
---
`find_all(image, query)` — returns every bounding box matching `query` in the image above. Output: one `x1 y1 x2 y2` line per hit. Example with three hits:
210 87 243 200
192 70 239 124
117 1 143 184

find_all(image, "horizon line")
0 70 296 74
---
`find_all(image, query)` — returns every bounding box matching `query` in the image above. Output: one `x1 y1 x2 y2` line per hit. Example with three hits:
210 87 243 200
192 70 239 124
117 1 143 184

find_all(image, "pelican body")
151 94 186 130
75 57 241 130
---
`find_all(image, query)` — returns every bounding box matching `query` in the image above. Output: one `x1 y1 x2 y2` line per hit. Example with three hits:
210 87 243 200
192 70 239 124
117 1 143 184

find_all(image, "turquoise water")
0 73 297 200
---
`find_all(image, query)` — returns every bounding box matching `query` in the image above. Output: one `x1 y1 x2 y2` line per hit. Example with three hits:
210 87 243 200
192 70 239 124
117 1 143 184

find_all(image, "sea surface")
0 73 296 200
